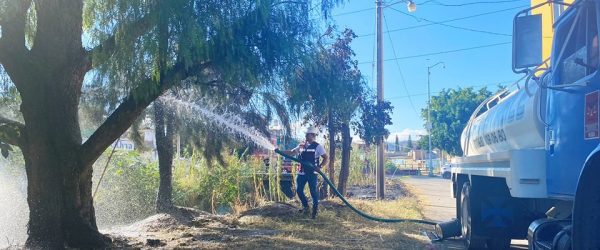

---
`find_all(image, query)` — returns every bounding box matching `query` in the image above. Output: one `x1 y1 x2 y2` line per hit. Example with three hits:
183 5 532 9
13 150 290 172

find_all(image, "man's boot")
311 206 318 219
299 206 310 215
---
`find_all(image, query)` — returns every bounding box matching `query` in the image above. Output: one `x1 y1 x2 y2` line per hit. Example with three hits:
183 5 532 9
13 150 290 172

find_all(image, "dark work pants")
296 173 319 210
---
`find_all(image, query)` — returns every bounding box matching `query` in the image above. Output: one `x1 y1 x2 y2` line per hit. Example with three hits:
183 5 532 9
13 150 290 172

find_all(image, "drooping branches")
86 11 156 65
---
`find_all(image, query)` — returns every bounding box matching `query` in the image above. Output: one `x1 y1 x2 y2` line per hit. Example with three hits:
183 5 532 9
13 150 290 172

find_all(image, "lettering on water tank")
472 129 508 148
584 90 599 140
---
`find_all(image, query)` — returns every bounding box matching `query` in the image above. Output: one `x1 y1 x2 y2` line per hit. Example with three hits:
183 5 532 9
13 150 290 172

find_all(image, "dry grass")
232 196 433 249
106 179 435 249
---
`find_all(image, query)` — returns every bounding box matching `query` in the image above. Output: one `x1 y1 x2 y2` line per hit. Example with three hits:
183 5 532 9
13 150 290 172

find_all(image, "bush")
385 161 397 174
347 146 375 186
172 152 258 214
94 151 159 226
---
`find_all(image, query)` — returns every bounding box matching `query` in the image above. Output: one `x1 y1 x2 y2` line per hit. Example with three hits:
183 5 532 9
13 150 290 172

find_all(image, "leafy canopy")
420 87 493 156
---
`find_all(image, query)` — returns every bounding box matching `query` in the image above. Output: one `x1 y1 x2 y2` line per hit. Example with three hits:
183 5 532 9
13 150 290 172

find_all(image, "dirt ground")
103 179 437 249
346 179 412 200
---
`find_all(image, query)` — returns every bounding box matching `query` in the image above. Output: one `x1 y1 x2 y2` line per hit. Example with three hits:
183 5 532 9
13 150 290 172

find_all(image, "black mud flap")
279 173 295 198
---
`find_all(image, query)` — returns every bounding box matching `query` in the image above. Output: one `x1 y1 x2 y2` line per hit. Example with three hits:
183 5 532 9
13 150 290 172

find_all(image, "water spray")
274 149 437 225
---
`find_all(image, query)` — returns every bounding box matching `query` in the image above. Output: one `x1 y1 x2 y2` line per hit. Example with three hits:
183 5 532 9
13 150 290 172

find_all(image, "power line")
386 79 517 100
358 41 511 64
334 7 373 17
357 5 527 37
383 12 420 116
388 7 511 37
424 0 527 7
333 1 403 17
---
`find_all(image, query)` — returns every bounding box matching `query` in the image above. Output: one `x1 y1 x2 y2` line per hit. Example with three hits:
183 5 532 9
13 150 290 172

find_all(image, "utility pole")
427 61 444 176
427 67 432 176
376 0 385 199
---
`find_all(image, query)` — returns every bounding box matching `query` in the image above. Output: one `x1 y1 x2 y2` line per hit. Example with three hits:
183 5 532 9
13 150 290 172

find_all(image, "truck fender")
583 144 600 165
572 145 600 249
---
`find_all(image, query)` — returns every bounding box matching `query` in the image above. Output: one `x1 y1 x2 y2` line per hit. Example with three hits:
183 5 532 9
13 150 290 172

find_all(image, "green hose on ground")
274 149 437 225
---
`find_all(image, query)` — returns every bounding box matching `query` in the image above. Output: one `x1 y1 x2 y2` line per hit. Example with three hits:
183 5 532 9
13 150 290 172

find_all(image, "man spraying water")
278 126 329 219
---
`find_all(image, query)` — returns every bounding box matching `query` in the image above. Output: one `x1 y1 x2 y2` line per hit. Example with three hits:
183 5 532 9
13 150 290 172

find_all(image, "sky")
325 0 530 142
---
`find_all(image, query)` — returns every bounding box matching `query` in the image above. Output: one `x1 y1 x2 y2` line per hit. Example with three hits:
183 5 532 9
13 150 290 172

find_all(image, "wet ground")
101 179 432 249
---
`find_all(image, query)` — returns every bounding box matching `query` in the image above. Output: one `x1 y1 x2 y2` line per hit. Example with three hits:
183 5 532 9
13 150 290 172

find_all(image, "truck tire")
572 160 600 249
460 182 486 249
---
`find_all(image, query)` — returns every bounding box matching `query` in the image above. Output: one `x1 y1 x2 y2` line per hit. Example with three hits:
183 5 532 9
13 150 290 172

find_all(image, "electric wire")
333 1 402 17
383 12 420 116
357 5 527 37
386 79 518 100
388 7 512 37
334 0 524 17
358 41 511 65
424 0 527 7
334 7 372 17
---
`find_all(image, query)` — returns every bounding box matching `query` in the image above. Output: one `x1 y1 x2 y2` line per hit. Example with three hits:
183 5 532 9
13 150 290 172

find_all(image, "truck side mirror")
513 14 543 71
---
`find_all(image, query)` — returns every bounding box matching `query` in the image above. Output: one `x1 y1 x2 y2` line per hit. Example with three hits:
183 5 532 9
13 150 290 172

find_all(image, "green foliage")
79 0 345 163
93 148 283 223
354 98 393 146
84 0 344 106
407 135 413 150
285 28 366 128
421 87 493 156
347 146 376 186
94 151 159 225
172 152 258 212
385 160 397 174
416 135 428 151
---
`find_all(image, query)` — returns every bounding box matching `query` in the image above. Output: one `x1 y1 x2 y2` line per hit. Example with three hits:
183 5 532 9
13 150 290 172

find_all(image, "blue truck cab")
445 1 600 249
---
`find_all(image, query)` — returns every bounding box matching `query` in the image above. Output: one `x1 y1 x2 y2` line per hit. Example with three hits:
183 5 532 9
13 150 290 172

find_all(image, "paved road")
399 175 528 250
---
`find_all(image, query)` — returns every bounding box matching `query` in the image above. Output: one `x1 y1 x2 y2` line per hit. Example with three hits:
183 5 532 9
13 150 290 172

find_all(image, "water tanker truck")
442 0 600 249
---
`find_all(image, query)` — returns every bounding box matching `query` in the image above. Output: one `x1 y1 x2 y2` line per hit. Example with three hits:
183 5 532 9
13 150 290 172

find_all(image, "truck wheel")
460 182 486 249
572 161 600 249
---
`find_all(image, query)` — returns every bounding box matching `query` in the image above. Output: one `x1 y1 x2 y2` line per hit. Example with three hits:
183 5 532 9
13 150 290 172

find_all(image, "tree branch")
85 12 156 63
80 61 209 167
0 0 32 86
0 116 24 146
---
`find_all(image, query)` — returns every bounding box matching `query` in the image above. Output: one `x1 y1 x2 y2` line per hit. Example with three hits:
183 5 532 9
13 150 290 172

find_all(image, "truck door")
547 2 600 197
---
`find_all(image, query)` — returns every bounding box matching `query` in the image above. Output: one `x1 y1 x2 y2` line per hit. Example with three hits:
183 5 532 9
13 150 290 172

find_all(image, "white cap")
305 126 319 135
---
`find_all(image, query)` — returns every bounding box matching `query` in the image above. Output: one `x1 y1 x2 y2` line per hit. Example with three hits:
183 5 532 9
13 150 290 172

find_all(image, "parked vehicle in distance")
441 164 451 179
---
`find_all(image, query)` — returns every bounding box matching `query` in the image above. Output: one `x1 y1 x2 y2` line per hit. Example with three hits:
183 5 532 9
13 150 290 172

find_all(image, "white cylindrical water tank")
461 82 545 156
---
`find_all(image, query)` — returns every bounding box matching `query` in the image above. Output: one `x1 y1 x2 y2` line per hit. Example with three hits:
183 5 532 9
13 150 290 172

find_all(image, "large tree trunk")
18 50 109 248
18 49 109 248
0 1 111 248
155 101 175 212
154 5 174 213
337 122 352 196
0 0 200 247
